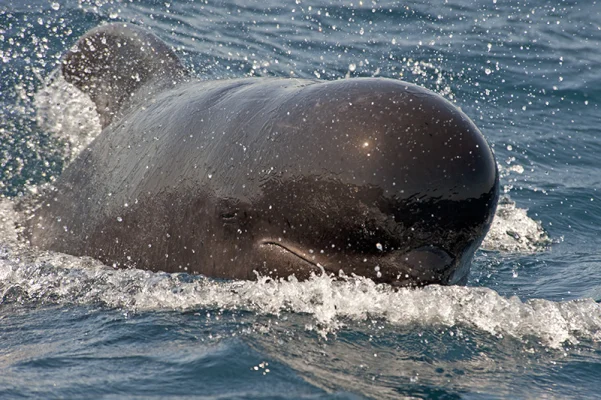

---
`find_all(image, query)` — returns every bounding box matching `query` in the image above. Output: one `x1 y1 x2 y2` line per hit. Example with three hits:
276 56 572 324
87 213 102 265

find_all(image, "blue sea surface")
1 0 601 398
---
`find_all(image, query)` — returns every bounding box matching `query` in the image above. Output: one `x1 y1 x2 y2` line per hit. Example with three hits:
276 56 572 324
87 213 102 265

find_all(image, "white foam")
1 253 599 349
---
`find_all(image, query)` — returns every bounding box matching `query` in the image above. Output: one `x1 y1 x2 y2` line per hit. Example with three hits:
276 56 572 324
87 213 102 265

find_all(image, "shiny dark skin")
25 23 499 286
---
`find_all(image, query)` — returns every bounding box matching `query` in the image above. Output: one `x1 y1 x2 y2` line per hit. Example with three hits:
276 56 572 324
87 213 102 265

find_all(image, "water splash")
482 195 551 252
34 71 101 163
481 161 551 252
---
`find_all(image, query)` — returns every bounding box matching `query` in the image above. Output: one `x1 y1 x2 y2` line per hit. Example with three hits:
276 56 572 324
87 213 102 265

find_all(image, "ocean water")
1 0 601 398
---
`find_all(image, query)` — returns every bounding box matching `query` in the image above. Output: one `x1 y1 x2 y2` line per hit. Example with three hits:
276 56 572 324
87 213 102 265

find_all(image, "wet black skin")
25 23 499 286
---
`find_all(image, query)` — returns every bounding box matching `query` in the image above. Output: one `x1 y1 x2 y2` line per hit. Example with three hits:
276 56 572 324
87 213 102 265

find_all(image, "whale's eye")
217 198 252 228
220 211 238 221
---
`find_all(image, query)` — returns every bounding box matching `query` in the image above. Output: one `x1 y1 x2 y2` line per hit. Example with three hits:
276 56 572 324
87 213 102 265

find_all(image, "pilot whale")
25 23 499 286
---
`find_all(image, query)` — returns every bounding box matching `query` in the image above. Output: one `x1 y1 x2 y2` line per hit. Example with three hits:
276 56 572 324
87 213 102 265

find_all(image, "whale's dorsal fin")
62 23 187 128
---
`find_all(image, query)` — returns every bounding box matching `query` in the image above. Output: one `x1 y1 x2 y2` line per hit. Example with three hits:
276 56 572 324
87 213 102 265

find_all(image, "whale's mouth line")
259 241 323 272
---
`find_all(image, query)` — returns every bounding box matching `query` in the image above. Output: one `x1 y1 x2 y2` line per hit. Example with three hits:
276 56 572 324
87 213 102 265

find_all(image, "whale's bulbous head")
28 22 495 287
229 79 499 286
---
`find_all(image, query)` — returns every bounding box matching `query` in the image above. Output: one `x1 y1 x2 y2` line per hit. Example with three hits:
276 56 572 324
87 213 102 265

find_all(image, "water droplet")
51 2 60 10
